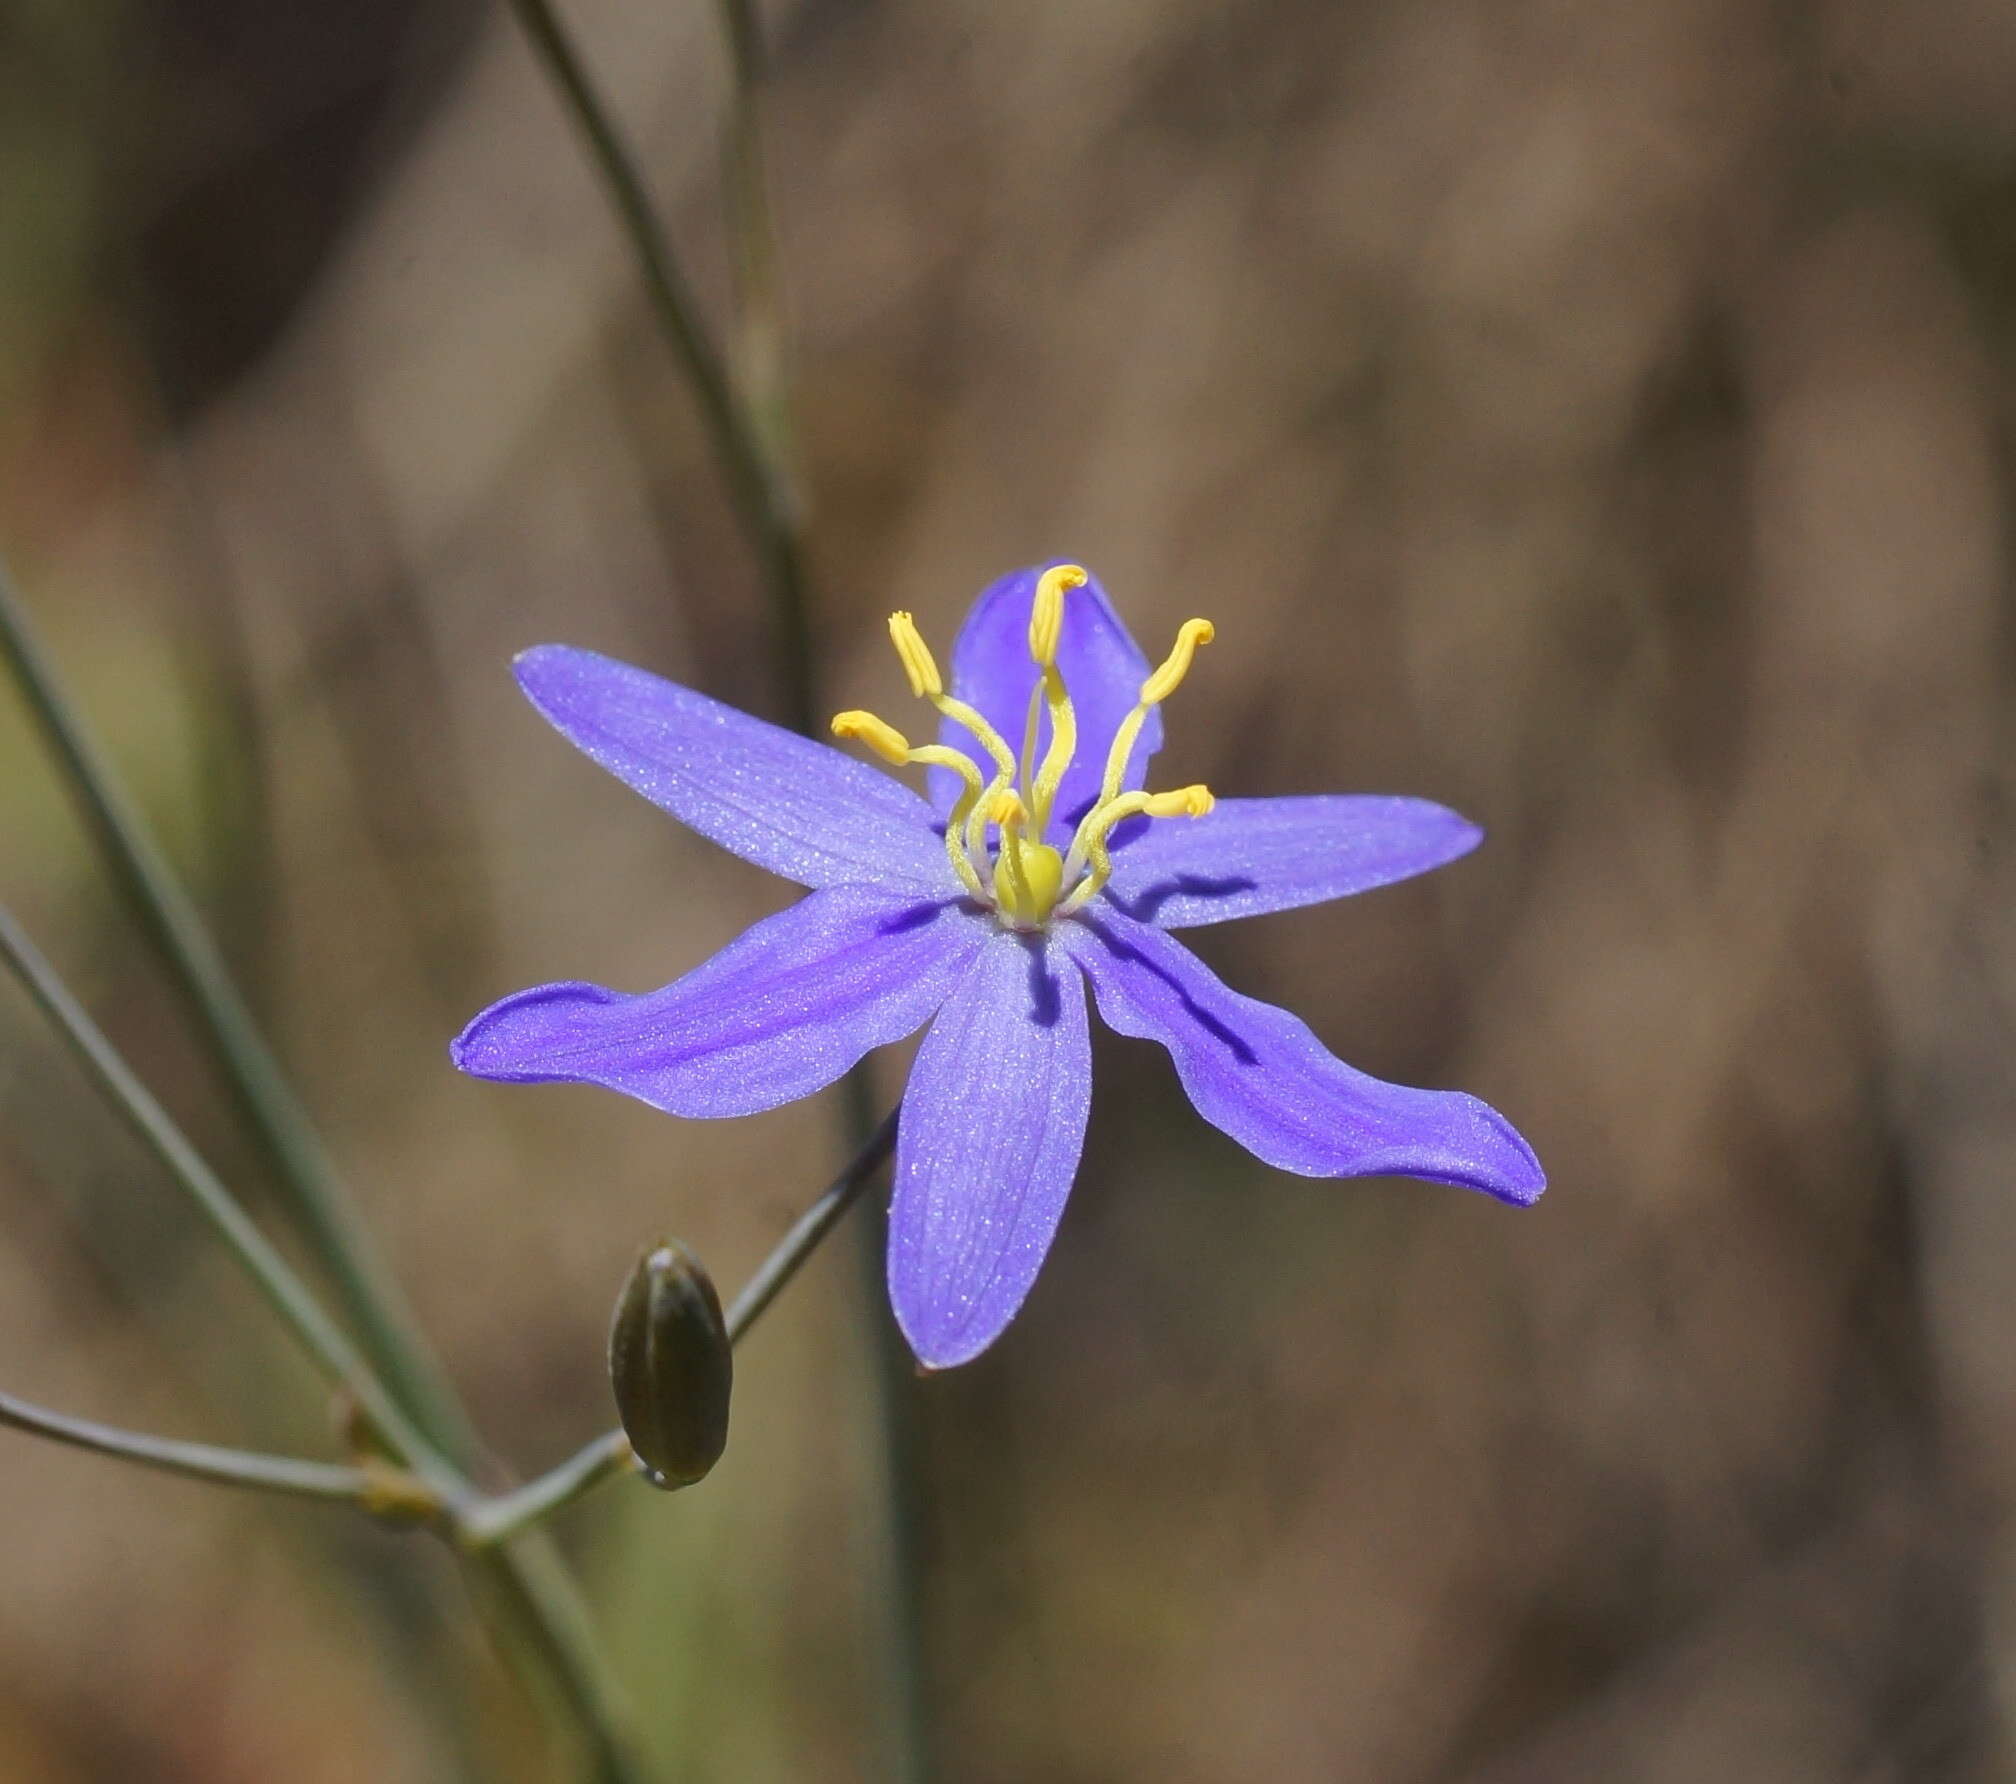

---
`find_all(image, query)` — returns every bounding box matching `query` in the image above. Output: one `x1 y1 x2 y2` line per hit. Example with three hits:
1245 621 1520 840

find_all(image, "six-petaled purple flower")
453 564 1544 1368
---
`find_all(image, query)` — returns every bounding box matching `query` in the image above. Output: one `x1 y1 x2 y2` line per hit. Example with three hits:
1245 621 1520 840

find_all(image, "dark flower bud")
608 1240 732 1488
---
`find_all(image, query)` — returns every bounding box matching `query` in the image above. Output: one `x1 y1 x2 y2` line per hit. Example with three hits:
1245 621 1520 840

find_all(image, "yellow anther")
1139 619 1214 705
1027 564 1088 669
831 710 912 766
1142 783 1215 819
988 788 1027 828
887 611 944 699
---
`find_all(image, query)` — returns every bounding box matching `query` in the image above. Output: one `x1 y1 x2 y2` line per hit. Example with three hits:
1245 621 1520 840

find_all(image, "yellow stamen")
887 612 943 699
831 709 990 900
1057 783 1214 917
844 586 1222 928
1094 618 1216 810
1016 568 1090 828
880 611 1016 777
881 610 1019 857
1027 564 1087 669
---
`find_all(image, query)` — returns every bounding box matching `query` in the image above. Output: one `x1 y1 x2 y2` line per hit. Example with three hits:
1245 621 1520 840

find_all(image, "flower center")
830 565 1216 929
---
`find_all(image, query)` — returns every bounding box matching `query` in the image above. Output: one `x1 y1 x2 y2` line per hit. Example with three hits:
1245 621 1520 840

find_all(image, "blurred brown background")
4 0 2014 1778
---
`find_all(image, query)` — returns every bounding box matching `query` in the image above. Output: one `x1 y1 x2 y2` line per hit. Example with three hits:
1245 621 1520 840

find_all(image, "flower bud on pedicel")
608 1240 731 1488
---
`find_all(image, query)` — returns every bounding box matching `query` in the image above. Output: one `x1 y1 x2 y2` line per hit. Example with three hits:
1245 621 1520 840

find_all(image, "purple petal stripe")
928 564 1163 844
453 886 985 1118
1101 795 1483 929
888 927 1092 1369
1064 910 1543 1203
516 645 948 892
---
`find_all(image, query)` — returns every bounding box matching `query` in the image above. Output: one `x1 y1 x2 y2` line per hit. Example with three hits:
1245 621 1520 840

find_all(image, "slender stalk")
0 902 446 1478
473 1540 645 1784
0 905 648 1773
502 7 931 1774
840 1072 934 1784
0 1388 406 1506
705 2 934 1764
0 587 646 1776
0 562 473 1458
0 1085 896 1544
725 1105 899 1340
502 0 815 725
461 1108 903 1547
711 0 793 479
460 1431 635 1548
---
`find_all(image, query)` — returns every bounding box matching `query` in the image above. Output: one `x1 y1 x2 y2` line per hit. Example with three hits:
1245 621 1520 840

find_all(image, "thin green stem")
502 7 932 1774
460 1431 636 1548
0 580 645 1776
502 0 814 726
472 1541 646 1784
0 561 473 1458
0 564 648 1771
0 902 447 1478
0 1387 406 1506
0 904 648 1772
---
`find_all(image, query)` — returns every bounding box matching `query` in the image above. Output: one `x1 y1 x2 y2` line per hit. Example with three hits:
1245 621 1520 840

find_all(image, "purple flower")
454 565 1543 1368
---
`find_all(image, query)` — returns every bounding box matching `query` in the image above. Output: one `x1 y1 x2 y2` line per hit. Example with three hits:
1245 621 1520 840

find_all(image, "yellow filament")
910 746 990 900
1027 564 1087 669
1026 667 1078 832
1094 618 1215 809
887 612 944 698
946 696 1020 875
1058 783 1215 917
926 694 1016 780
